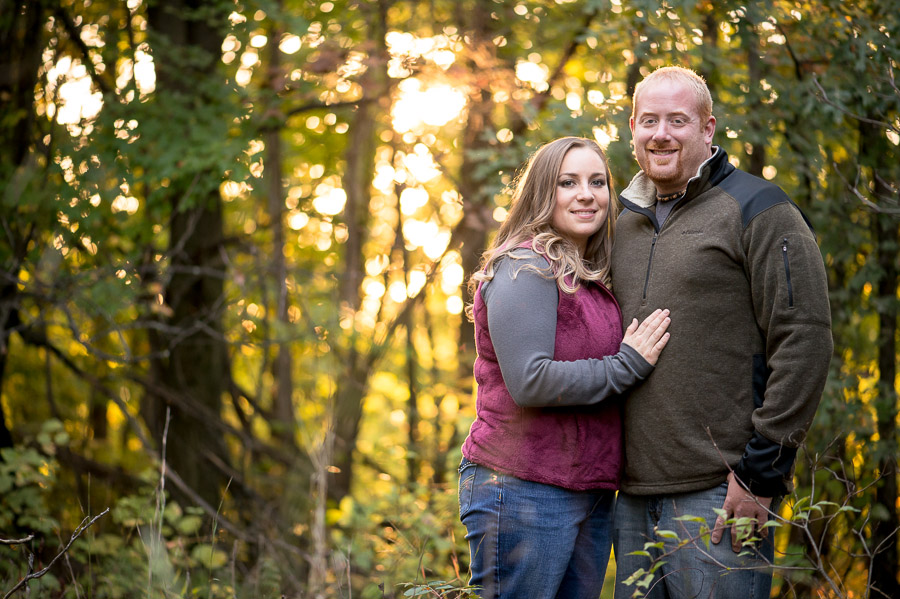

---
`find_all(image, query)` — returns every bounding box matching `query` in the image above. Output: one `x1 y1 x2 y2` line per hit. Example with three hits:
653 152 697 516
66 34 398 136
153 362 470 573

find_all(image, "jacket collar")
620 146 733 209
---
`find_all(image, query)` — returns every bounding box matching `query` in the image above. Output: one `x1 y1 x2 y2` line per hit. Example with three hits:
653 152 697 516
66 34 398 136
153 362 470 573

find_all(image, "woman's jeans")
613 483 778 599
458 457 615 599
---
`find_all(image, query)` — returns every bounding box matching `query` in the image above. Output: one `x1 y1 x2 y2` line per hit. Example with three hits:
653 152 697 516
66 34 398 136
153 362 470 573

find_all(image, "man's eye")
641 119 657 126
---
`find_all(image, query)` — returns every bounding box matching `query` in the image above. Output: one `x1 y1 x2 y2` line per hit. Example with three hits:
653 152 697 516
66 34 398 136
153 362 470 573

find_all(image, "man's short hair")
632 66 713 121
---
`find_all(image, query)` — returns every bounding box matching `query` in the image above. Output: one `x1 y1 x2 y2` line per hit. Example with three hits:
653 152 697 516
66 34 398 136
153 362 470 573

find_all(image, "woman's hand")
621 309 670 366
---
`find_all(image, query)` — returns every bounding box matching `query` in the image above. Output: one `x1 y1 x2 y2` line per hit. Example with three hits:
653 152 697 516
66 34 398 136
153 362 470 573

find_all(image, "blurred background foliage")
0 0 898 597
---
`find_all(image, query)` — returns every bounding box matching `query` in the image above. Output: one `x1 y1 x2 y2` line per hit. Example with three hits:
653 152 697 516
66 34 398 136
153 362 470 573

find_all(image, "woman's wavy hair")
466 137 617 319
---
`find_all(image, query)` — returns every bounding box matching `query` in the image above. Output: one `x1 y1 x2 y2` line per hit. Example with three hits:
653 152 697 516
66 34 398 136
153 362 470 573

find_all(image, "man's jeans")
613 482 777 599
458 457 615 599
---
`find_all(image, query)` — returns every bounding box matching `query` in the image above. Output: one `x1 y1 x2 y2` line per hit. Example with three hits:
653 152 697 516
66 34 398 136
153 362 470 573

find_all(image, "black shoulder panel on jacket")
718 168 814 234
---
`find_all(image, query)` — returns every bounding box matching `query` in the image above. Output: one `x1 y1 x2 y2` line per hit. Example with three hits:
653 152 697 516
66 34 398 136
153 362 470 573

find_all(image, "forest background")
1 0 899 597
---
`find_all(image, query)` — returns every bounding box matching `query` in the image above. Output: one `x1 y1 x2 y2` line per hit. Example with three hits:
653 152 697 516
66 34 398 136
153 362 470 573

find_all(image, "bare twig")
2 509 110 599
811 75 899 132
832 162 900 215
0 535 34 546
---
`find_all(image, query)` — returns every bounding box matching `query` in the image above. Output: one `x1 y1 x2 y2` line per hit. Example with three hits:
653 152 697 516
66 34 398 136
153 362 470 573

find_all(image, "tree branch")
812 74 899 132
284 98 375 120
2 509 110 599
52 4 112 96
0 535 34 546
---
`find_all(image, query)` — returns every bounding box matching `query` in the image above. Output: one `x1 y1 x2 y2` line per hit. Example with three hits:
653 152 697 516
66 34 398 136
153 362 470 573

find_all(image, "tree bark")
143 0 233 508
456 0 499 382
860 116 900 599
741 13 766 178
328 0 389 503
403 241 420 484
263 14 297 444
0 0 46 449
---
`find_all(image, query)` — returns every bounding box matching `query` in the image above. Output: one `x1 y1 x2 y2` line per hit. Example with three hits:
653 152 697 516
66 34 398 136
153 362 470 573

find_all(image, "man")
610 66 833 598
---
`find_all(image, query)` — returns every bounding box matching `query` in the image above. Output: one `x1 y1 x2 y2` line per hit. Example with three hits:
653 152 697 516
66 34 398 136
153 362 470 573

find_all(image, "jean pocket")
458 458 477 520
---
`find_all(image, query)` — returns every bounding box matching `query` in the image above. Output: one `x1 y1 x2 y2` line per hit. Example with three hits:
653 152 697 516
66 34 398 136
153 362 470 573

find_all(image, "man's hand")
710 472 773 553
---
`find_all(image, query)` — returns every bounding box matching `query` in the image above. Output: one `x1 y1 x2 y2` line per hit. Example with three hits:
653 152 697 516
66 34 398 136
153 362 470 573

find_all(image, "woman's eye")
592 179 606 187
559 180 574 187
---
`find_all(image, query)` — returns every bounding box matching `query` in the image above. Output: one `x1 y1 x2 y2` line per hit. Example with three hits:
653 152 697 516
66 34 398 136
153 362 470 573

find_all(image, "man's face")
630 79 716 195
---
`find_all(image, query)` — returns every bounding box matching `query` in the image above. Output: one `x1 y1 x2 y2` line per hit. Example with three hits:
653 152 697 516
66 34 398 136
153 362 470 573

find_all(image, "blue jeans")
458 457 615 599
612 483 777 599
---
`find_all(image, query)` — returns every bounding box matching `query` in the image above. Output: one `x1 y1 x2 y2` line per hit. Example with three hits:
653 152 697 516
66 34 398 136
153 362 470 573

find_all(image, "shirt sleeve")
735 200 833 496
481 249 653 408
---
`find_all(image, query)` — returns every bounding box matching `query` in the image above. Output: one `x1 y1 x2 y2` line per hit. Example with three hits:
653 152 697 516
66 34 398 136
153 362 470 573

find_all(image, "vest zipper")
642 232 658 301
782 238 794 307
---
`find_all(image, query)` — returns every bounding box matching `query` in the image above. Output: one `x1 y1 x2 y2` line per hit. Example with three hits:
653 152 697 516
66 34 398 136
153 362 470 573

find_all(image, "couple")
457 66 833 598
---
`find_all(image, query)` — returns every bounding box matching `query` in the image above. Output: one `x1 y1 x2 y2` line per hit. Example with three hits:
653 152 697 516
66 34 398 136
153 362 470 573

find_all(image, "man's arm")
741 200 832 489
713 198 832 551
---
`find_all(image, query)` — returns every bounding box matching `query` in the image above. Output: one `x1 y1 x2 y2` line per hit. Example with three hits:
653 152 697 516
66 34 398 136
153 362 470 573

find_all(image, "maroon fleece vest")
462 258 625 491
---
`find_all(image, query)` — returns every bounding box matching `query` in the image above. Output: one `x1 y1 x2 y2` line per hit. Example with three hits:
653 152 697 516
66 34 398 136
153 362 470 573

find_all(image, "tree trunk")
143 0 233 508
403 242 420 483
0 0 46 449
328 0 389 503
698 8 718 98
263 15 297 444
145 200 232 507
861 116 900 599
741 13 766 178
456 0 499 384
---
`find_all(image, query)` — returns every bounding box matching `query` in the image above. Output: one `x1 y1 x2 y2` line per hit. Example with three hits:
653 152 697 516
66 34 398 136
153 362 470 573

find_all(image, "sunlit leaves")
391 79 467 132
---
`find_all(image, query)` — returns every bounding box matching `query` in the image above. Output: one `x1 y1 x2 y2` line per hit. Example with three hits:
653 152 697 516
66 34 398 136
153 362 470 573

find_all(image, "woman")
458 137 670 598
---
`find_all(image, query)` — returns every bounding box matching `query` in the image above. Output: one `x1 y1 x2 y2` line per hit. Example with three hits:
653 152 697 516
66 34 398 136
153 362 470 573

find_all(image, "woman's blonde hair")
466 137 617 317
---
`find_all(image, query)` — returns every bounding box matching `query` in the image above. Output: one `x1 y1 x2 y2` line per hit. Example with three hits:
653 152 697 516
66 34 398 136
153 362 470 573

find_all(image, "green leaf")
623 568 647 585
673 514 707 523
635 573 655 589
648 560 667 574
191 543 229 569
175 514 203 536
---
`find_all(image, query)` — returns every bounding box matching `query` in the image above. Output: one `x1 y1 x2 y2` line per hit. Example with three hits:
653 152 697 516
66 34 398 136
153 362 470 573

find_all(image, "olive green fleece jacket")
610 148 833 497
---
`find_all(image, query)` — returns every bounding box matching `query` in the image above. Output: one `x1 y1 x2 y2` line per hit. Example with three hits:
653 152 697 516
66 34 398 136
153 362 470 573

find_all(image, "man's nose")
651 122 670 140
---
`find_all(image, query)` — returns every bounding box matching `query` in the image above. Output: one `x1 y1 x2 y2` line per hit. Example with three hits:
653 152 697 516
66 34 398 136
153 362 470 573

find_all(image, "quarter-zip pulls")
619 201 662 305
782 238 794 307
642 233 659 301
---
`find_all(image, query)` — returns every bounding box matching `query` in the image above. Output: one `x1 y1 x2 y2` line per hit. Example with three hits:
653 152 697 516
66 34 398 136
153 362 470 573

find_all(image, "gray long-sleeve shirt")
481 250 653 408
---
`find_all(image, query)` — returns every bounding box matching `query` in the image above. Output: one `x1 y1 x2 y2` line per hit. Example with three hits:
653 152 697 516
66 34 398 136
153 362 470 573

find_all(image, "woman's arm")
483 250 666 408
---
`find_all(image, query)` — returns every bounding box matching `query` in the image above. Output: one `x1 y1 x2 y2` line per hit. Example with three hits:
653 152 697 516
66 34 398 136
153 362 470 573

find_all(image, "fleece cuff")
733 431 797 497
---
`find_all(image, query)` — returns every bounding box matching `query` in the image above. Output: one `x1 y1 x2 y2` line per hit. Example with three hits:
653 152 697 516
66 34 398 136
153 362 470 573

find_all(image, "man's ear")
704 115 716 144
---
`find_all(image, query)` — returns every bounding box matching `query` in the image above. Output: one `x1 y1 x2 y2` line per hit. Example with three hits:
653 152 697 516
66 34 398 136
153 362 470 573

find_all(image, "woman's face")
551 146 610 255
